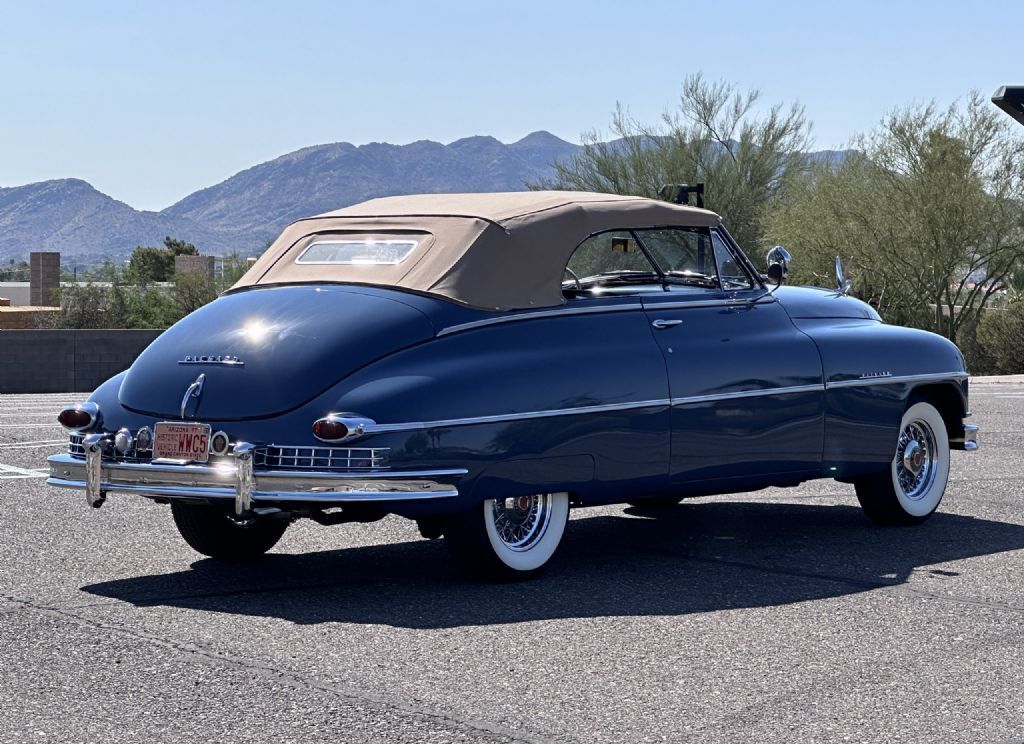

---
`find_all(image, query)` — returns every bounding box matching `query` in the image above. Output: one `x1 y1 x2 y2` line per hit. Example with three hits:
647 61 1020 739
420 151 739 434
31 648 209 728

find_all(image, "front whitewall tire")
854 400 951 526
890 402 950 518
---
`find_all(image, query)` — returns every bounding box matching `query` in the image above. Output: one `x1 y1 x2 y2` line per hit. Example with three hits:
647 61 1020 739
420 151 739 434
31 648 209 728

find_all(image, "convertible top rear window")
295 239 418 266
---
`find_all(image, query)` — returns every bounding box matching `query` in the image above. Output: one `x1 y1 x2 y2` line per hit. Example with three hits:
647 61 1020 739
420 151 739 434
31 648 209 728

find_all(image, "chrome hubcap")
493 494 553 551
896 420 937 500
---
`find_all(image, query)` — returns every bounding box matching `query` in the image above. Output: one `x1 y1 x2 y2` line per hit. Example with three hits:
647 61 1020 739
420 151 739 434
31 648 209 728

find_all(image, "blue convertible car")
48 191 978 579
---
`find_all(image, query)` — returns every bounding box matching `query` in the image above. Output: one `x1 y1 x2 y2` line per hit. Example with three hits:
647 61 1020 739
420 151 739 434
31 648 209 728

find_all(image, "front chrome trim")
437 303 645 337
951 423 979 452
46 453 465 504
826 371 969 390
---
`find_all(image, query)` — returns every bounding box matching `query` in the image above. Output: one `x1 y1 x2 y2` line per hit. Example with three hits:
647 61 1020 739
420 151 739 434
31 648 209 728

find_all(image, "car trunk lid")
118 285 435 420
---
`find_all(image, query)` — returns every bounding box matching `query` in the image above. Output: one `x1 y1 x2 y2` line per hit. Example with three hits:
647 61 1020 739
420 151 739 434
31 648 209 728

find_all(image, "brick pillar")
30 252 60 306
174 254 215 280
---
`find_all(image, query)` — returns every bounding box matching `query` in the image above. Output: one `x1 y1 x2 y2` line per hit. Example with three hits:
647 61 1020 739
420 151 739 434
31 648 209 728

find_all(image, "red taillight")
58 405 96 430
312 418 349 442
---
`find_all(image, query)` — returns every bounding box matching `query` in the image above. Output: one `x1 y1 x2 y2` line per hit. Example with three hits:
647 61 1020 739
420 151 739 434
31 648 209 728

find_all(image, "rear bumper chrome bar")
47 451 465 515
950 423 979 451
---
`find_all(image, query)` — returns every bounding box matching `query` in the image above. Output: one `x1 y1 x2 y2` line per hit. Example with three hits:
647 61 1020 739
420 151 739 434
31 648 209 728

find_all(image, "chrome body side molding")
437 295 778 338
825 371 969 389
437 303 644 337
355 372 971 435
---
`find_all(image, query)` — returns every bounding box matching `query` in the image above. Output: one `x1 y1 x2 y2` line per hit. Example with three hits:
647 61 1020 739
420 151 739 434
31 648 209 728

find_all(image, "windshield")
564 227 755 294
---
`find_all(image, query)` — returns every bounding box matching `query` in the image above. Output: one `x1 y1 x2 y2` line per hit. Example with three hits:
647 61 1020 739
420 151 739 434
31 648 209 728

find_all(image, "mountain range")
0 133 849 264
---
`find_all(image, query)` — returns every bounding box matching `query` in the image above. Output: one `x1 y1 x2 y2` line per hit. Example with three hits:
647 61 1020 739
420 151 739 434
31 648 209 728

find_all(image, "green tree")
125 236 199 283
172 271 218 315
534 73 812 251
766 93 1024 342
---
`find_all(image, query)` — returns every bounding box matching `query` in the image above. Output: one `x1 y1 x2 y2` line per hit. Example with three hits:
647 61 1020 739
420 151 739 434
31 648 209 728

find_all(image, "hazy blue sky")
1 0 1021 210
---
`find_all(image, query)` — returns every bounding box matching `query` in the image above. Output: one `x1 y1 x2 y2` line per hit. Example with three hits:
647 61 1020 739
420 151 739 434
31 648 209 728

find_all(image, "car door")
635 227 825 482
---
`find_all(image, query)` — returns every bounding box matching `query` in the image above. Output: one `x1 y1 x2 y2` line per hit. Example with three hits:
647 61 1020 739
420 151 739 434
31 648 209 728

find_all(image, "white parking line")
0 441 65 450
0 424 63 429
0 463 49 477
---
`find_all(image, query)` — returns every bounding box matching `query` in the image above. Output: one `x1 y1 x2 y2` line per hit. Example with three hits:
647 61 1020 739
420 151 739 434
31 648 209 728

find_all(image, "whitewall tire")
854 401 950 526
444 493 570 580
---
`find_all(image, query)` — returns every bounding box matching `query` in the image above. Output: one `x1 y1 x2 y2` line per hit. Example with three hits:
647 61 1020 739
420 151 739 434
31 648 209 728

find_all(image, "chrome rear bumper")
47 450 464 515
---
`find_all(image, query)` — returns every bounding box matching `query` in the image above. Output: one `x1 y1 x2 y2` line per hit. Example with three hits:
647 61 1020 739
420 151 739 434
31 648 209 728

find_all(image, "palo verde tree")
766 93 1024 343
534 73 813 251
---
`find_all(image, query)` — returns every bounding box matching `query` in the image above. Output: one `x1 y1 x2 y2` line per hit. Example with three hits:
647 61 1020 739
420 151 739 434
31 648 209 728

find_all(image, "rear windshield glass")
295 240 418 265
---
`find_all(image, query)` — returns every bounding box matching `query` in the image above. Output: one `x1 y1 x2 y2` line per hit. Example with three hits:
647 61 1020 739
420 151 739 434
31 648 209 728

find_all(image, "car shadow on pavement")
82 502 1024 628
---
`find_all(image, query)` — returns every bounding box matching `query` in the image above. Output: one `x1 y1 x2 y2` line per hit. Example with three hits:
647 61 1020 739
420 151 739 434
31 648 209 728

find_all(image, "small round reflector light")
210 431 231 456
312 417 349 442
57 403 99 431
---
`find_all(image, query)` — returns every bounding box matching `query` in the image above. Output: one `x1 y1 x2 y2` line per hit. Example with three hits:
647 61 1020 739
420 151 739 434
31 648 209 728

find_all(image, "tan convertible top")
232 191 722 310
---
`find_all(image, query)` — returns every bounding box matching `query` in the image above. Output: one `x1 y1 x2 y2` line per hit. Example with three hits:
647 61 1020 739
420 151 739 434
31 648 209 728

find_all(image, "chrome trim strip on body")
672 384 824 406
639 295 776 311
356 372 970 435
437 303 644 337
825 371 969 390
46 453 464 504
437 296 777 337
363 398 673 434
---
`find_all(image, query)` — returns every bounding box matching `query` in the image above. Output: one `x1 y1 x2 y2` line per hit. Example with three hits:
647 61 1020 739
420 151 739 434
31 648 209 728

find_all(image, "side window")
566 232 657 279
711 232 754 290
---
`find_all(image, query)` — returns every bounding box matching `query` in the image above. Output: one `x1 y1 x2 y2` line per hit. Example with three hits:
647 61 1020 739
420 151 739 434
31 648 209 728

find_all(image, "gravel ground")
0 384 1021 743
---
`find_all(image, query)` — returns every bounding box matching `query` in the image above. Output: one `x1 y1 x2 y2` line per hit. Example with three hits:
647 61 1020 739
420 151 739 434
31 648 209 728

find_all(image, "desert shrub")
975 300 1024 374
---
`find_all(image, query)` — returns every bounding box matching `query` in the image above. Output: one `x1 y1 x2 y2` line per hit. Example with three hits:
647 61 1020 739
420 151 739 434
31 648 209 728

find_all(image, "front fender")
793 318 968 472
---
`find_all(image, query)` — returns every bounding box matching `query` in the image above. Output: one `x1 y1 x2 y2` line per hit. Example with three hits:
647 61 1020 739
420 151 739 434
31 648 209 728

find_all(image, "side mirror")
765 245 792 287
835 256 852 296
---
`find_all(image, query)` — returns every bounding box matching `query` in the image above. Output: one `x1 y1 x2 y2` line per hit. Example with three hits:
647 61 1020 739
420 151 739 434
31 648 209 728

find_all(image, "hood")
774 286 881 321
119 285 435 420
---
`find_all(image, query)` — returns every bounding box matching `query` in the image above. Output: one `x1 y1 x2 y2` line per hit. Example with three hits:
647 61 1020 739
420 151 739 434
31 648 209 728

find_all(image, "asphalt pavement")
0 382 1022 743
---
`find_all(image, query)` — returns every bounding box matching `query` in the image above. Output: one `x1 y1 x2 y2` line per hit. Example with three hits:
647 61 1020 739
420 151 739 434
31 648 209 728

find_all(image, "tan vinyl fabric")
232 191 722 310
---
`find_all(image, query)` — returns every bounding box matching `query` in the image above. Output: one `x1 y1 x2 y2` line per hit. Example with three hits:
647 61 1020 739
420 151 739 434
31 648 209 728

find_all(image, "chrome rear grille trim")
255 445 390 472
70 434 389 473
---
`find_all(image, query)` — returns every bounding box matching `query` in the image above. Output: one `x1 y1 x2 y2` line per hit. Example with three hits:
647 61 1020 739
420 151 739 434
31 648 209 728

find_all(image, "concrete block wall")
0 329 162 393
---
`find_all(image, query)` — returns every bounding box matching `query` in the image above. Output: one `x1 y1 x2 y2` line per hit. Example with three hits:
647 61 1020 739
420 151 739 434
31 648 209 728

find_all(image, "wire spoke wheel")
895 419 937 500
443 492 570 579
854 400 950 526
491 494 555 551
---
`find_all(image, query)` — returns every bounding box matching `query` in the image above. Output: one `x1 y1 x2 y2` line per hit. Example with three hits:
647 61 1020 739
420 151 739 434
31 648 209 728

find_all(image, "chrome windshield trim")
437 303 645 337
671 383 824 406
364 398 672 434
826 371 969 390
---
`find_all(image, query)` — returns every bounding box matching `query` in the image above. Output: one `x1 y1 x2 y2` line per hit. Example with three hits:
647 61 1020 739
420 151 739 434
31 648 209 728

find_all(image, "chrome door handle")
651 319 683 329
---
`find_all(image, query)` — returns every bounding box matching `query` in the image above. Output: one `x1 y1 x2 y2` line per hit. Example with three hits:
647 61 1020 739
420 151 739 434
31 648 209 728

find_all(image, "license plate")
153 422 211 463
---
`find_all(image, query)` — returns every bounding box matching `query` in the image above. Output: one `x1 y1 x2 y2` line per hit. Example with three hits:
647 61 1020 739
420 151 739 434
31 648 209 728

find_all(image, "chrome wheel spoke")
491 494 553 552
894 418 937 501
